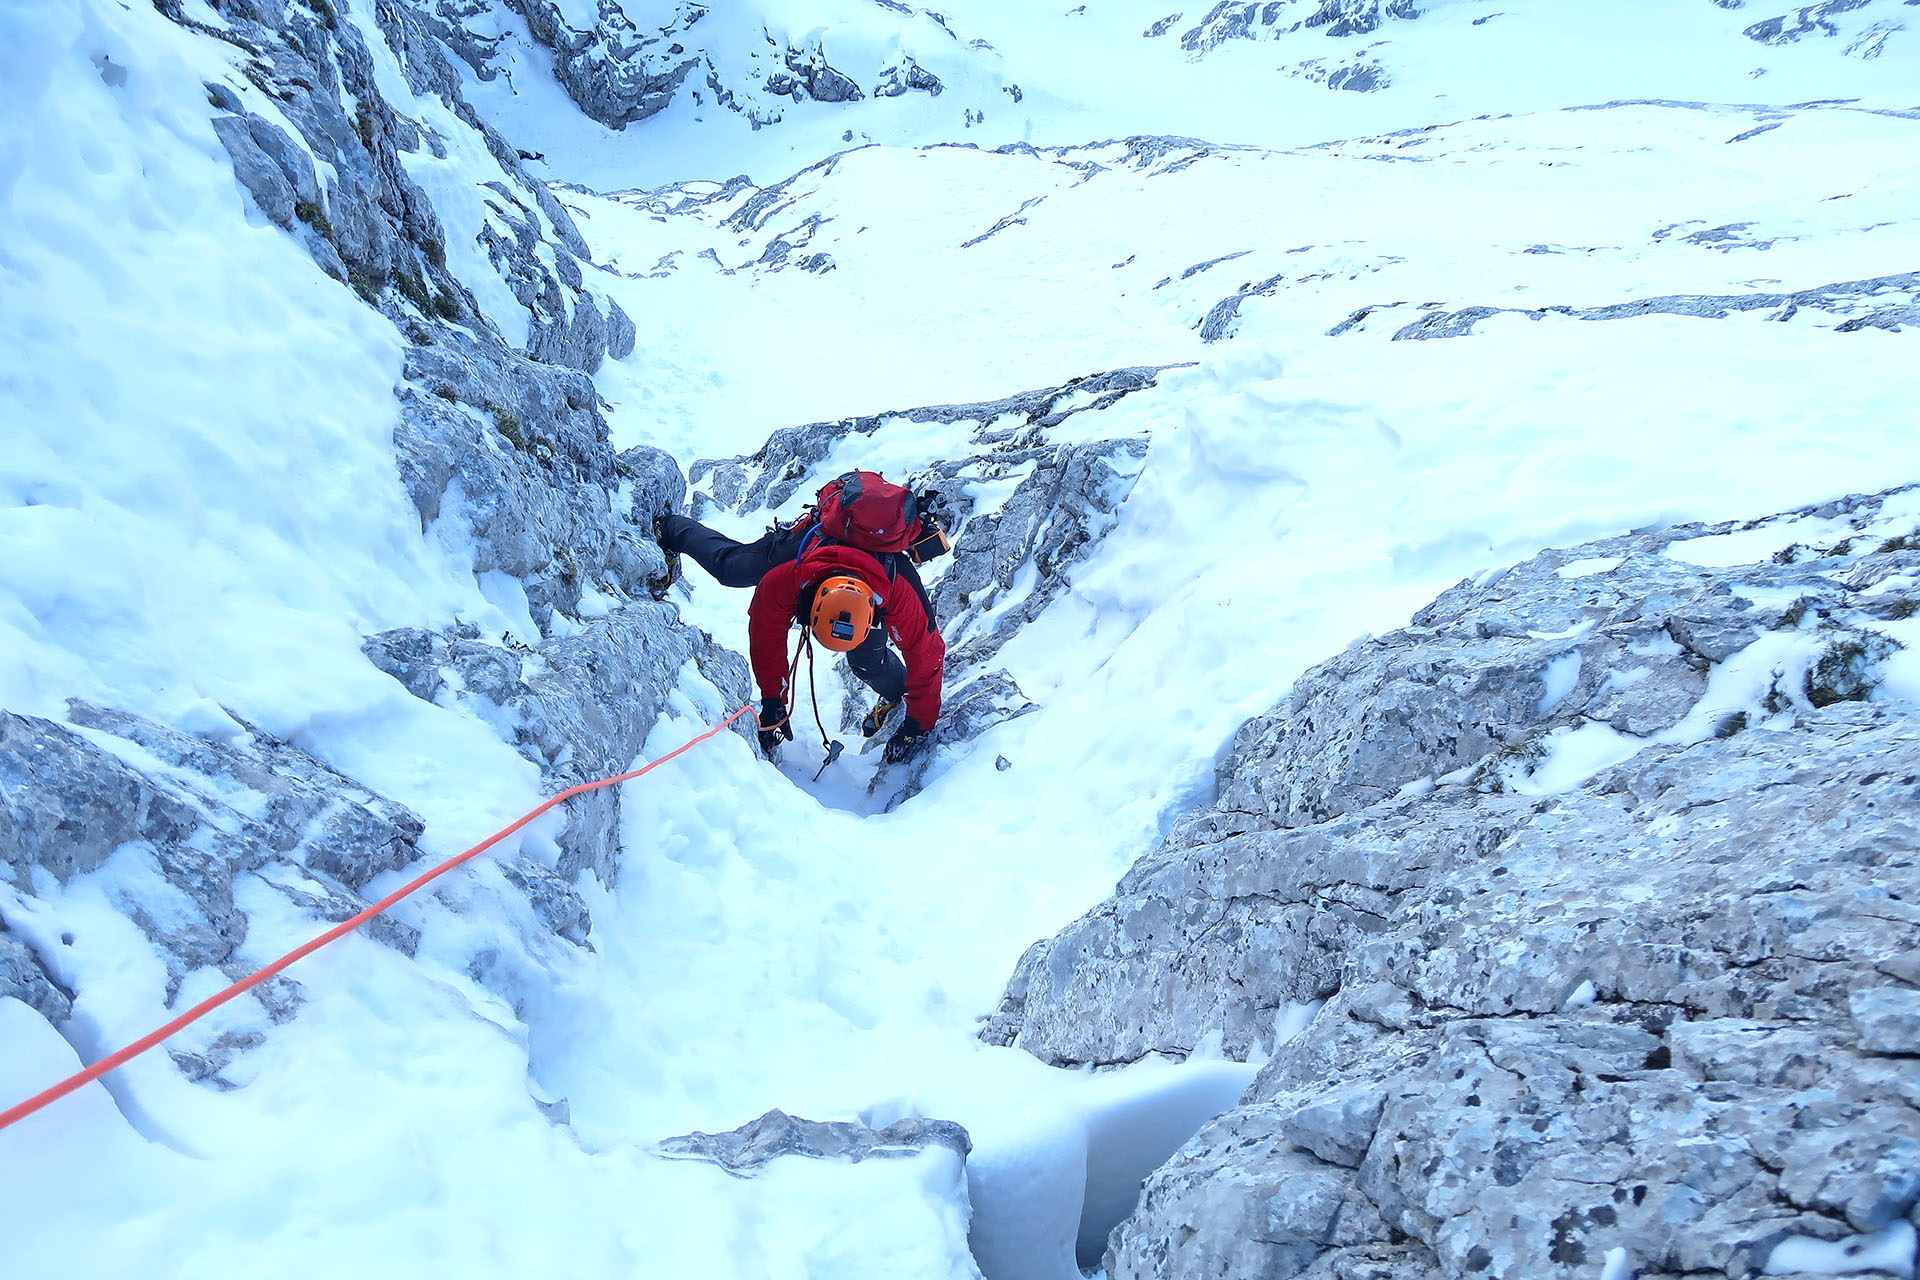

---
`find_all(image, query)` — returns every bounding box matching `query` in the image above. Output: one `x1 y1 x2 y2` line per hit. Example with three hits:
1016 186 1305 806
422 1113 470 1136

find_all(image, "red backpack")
812 470 919 554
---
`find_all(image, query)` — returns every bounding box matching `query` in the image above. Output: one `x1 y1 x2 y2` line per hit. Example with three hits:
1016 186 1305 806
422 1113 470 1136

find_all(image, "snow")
1873 617 1920 708
1538 651 1584 714
1600 1245 1636 1280
1665 517 1855 568
1764 1221 1918 1278
1502 722 1648 797
4 0 1920 1274
1558 556 1626 578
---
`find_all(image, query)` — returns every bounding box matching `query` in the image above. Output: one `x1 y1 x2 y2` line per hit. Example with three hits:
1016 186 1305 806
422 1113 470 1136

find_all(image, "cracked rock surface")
984 487 1920 1279
1 701 427 1037
658 1107 972 1175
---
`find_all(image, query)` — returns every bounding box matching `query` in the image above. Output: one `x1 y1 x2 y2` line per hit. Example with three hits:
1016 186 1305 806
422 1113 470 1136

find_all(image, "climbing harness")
861 695 901 739
0 703 755 1135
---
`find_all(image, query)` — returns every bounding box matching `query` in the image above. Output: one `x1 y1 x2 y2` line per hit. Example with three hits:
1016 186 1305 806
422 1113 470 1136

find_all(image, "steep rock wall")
985 487 1920 1279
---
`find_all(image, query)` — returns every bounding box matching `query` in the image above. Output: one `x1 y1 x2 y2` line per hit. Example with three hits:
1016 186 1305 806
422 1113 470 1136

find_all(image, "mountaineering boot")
861 695 901 738
646 512 682 601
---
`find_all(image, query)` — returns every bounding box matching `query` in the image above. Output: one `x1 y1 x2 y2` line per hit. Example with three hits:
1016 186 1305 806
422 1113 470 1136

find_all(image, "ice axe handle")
813 739 845 782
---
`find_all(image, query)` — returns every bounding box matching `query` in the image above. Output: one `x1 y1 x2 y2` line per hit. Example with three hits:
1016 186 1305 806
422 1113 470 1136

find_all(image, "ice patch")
1557 556 1624 578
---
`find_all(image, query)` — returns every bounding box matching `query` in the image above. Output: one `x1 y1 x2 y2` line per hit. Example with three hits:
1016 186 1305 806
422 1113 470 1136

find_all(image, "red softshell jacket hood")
748 542 946 727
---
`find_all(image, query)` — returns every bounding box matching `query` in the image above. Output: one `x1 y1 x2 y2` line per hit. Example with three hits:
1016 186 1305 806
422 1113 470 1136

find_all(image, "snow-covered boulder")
984 486 1920 1278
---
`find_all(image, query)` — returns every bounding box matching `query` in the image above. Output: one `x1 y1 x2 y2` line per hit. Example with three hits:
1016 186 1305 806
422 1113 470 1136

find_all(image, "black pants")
659 514 909 703
658 513 808 589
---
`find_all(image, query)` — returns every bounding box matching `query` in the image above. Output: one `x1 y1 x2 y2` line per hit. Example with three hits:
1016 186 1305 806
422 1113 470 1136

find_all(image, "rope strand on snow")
0 702 755 1134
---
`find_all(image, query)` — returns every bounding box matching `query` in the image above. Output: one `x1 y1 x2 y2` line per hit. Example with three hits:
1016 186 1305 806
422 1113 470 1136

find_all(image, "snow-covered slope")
3 0 1918 1277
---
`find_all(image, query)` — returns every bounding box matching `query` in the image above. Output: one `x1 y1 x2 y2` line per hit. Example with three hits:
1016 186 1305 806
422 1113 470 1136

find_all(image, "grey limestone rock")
494 0 971 131
693 364 1176 542
199 0 624 387
0 926 73 1024
56 0 751 1102
1219 495 1918 830
657 1107 971 1176
985 488 1920 1280
64 702 423 892
1167 1 1428 56
605 296 637 361
1745 0 1875 44
618 443 689 530
210 114 299 227
1 701 428 1032
874 55 944 98
1850 986 1920 1055
1 711 201 890
498 854 592 946
511 0 709 130
395 326 663 629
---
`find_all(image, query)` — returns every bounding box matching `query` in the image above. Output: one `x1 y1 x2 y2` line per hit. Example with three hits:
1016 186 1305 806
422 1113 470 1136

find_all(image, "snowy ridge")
1154 0 1917 96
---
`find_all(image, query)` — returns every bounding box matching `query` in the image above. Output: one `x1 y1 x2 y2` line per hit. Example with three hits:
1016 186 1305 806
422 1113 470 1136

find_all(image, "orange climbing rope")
0 703 755 1134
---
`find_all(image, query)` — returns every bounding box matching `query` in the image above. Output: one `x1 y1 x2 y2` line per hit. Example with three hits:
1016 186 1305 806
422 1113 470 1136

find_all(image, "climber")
651 470 950 764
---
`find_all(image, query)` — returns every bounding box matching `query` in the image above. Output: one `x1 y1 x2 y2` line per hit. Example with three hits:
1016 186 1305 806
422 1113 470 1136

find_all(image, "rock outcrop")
985 487 1920 1279
435 0 986 133
659 1107 972 1175
1 700 428 1076
161 0 739 904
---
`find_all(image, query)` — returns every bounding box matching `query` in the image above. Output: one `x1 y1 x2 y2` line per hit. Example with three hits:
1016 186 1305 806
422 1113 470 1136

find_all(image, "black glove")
757 698 794 757
883 716 929 764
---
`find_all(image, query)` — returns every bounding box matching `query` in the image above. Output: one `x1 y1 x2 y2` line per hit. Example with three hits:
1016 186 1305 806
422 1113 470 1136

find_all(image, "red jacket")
749 543 946 727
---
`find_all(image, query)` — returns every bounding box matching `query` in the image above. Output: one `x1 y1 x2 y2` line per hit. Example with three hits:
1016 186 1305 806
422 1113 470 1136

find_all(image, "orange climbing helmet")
810 575 879 652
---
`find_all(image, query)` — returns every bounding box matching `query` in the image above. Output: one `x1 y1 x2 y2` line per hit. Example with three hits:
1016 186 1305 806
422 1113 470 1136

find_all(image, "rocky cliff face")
984 487 1920 1278
427 0 996 132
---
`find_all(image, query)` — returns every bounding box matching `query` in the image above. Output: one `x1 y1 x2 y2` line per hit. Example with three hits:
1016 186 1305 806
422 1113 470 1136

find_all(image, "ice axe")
812 739 844 782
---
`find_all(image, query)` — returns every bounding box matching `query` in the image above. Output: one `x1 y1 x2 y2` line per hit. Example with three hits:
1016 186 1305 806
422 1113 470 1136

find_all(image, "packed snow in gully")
3 1 1919 1276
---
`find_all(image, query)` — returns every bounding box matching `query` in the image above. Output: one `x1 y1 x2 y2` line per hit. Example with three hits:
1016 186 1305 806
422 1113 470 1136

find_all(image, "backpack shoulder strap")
796 523 828 563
